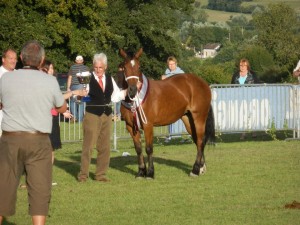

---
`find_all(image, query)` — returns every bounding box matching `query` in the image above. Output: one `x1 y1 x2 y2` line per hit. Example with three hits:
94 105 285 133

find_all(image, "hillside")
205 8 251 23
196 0 300 22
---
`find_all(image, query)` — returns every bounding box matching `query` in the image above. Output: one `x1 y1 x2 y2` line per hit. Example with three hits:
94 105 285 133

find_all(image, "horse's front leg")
126 124 147 178
144 127 154 179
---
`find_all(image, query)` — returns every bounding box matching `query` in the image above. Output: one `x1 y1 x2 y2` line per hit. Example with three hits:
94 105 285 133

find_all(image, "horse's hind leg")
190 141 206 176
126 125 147 178
189 116 207 177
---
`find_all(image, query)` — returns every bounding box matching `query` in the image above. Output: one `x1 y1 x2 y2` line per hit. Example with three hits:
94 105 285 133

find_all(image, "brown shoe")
95 177 111 182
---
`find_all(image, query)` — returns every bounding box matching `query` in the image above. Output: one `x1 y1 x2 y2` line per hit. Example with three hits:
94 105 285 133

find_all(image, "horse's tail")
204 105 215 145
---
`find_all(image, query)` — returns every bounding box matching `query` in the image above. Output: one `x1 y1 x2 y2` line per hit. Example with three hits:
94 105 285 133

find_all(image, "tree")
0 0 195 77
0 0 109 71
184 24 228 52
102 0 195 77
252 3 300 70
207 0 242 12
212 44 238 64
184 58 234 84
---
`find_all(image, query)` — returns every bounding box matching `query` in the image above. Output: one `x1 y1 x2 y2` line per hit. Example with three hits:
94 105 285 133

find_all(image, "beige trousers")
78 112 112 180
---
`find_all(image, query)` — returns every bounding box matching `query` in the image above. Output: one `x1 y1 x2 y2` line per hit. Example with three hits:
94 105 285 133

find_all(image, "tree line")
0 0 300 83
0 0 194 77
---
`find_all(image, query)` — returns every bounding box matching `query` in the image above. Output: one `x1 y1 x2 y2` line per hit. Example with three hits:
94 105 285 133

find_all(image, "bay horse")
120 48 215 178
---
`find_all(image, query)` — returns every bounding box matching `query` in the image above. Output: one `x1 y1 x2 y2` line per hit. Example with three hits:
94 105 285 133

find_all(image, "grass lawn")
3 136 300 225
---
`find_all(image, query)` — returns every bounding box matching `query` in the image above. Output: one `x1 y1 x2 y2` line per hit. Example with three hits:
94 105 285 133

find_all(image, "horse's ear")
119 49 127 59
135 48 143 59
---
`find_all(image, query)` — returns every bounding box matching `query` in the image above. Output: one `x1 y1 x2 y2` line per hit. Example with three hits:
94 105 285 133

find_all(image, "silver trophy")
75 71 91 102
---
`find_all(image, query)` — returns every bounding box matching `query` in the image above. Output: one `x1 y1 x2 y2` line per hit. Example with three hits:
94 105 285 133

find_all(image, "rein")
131 94 147 125
125 74 148 126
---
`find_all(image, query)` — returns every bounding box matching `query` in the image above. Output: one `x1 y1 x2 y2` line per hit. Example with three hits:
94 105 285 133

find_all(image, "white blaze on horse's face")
125 59 139 82
130 59 135 67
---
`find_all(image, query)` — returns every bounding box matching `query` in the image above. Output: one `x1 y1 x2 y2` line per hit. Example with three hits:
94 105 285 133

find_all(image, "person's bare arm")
55 101 67 113
67 75 72 91
63 89 87 99
72 89 87 97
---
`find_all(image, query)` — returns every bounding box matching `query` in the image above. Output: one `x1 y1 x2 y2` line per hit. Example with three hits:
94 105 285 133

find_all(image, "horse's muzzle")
128 85 137 99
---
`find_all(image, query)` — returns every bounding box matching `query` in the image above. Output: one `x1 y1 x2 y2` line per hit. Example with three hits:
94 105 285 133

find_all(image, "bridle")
124 58 140 82
124 73 141 101
125 75 139 82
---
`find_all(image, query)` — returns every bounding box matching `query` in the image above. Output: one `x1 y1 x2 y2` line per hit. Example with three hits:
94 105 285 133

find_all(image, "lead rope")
126 76 148 126
128 92 148 126
136 93 148 125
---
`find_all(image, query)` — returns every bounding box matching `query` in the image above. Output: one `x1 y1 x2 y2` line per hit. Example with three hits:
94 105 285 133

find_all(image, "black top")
86 74 113 116
231 70 260 84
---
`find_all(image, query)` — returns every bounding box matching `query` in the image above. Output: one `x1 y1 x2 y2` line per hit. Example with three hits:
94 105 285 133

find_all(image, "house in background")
198 43 221 59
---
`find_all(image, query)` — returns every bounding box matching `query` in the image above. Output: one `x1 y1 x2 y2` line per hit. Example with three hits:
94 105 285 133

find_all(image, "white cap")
75 55 83 62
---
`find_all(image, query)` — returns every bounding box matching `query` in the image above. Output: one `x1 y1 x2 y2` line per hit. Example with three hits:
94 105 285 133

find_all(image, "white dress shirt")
86 72 126 103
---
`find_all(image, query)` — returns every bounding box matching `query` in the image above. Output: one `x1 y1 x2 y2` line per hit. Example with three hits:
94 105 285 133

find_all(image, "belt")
2 131 48 136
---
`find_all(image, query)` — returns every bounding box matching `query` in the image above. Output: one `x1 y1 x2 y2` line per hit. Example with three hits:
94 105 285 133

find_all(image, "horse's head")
119 48 143 99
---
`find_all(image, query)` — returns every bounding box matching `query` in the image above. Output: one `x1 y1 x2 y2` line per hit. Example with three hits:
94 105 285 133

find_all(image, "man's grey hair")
93 53 107 65
21 40 45 68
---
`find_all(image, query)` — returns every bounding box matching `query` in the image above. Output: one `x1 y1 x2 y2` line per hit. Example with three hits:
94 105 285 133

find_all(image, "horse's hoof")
146 173 154 179
146 177 154 180
146 168 154 179
135 172 146 179
199 164 207 175
136 167 147 178
189 172 199 177
135 176 145 179
190 164 206 177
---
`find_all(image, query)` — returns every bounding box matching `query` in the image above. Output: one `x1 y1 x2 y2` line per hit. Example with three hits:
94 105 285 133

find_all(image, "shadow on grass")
54 159 80 180
54 154 192 179
109 156 192 176
215 131 294 143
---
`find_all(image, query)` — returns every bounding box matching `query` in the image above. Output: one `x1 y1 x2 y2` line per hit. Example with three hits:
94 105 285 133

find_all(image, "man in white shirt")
77 53 127 183
0 48 17 136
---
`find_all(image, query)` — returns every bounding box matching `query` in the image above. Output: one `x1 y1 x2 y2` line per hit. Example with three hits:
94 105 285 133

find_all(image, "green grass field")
243 0 300 13
205 9 252 23
3 137 300 225
196 0 300 22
